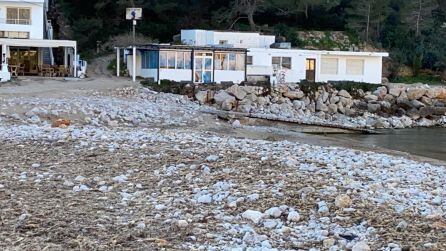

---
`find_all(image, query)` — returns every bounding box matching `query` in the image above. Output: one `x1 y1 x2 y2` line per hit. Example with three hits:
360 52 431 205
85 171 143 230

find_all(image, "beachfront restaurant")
122 44 247 84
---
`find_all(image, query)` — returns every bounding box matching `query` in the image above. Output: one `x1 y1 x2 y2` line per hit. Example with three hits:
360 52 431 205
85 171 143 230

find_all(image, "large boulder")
195 90 210 104
316 100 329 112
420 96 433 106
364 94 378 102
214 91 236 111
328 104 338 114
411 100 425 109
373 86 388 100
283 90 305 100
227 85 247 100
435 88 446 101
389 87 404 97
338 90 352 99
367 103 381 113
407 87 427 100
339 97 354 108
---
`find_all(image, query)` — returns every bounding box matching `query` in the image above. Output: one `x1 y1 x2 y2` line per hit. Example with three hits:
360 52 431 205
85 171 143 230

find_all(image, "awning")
0 38 76 48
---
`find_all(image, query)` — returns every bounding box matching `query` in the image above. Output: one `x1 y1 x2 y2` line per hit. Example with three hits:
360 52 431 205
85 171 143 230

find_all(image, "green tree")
401 0 438 37
345 0 390 42
269 0 340 20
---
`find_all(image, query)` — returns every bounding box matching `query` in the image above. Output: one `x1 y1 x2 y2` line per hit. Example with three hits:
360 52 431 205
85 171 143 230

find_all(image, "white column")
64 47 68 67
73 46 77 78
132 46 136 82
116 47 120 77
1 44 8 72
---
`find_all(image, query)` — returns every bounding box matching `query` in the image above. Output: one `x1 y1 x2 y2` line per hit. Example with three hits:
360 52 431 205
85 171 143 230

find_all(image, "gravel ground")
0 80 445 250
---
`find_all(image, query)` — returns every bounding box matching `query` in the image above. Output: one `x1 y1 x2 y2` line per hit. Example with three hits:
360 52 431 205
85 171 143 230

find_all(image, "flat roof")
248 47 389 57
0 38 76 48
181 29 275 36
132 43 247 52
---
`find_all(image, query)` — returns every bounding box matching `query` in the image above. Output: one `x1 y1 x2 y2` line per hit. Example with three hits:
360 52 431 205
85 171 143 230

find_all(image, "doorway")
306 58 316 82
194 52 213 83
9 47 38 74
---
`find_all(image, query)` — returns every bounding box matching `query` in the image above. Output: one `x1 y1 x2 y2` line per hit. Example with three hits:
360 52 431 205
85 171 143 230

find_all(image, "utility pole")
126 6 141 83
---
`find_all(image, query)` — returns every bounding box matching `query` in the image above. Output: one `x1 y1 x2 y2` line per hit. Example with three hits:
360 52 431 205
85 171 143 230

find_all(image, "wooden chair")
9 65 18 77
29 65 38 75
58 66 66 77
18 64 25 76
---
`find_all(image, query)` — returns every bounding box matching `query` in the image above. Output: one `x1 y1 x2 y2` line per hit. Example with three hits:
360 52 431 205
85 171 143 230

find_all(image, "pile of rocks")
196 83 446 129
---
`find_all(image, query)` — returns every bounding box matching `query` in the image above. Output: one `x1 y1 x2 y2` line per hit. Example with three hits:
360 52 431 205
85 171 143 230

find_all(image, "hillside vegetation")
52 0 446 80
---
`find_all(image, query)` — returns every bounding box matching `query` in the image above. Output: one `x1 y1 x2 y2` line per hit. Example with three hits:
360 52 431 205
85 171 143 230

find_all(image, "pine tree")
402 0 438 37
346 0 390 42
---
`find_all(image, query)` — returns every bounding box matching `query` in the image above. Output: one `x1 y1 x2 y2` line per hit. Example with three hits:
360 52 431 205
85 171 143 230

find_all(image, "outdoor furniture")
8 65 19 77
18 64 25 76
29 65 38 75
56 66 64 77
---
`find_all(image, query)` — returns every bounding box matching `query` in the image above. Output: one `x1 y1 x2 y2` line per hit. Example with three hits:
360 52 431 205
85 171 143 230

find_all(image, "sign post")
126 8 142 82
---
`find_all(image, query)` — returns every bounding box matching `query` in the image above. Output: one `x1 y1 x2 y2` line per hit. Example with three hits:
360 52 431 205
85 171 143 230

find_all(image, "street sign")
126 8 142 20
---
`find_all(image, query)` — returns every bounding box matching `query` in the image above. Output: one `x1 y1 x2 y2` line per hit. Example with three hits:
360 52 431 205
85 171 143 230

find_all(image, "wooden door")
306 59 316 82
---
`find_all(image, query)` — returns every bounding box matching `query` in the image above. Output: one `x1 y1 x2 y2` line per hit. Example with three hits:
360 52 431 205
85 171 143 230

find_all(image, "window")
215 53 228 70
346 59 364 75
167 52 176 69
176 52 184 69
247 56 253 65
159 52 167 69
281 57 291 69
236 54 245 71
215 52 244 71
306 59 315 71
321 58 338 75
0 31 29 39
272 57 292 70
6 8 31 25
159 51 192 69
184 52 191 69
228 53 236 70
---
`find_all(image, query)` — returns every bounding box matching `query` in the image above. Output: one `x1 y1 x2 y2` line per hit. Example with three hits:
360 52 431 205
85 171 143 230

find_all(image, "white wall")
247 49 304 83
159 69 192 82
247 48 386 84
126 52 142 77
181 29 275 48
0 0 45 39
317 55 383 84
140 69 157 80
215 70 245 83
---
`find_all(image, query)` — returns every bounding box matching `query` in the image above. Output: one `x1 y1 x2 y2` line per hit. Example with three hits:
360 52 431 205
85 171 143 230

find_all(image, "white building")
181 29 275 49
248 48 388 84
124 44 247 84
0 0 78 81
122 29 388 84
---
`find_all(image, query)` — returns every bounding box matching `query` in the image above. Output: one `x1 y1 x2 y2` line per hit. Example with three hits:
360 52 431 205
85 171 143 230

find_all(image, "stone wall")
196 83 446 129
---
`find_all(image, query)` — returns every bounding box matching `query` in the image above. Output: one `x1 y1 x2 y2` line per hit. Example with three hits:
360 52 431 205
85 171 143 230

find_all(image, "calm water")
330 128 446 161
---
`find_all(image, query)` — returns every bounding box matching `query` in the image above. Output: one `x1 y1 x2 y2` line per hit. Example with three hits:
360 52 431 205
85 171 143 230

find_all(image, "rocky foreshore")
196 83 446 129
1 82 446 250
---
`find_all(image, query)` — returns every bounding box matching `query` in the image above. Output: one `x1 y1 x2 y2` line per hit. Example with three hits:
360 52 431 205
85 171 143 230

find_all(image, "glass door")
194 52 213 83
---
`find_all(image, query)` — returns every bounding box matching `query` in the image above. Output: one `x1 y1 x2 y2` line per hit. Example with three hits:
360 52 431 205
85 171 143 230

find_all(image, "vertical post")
116 47 120 77
133 20 136 44
132 46 136 82
73 46 77 78
1 44 8 72
63 47 68 67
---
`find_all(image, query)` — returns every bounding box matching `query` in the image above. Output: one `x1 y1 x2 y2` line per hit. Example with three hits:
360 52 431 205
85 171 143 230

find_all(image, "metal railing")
0 19 31 25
